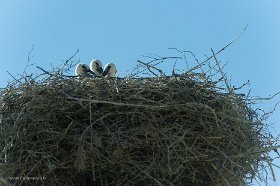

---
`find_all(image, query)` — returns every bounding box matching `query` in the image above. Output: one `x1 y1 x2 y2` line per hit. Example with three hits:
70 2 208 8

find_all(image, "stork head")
90 59 103 76
75 63 93 77
101 63 117 78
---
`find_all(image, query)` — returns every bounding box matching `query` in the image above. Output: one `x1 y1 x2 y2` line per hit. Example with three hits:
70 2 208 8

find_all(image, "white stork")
101 63 117 78
75 63 93 77
90 59 103 77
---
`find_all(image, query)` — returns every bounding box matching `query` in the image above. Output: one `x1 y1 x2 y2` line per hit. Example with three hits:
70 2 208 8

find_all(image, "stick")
211 48 232 93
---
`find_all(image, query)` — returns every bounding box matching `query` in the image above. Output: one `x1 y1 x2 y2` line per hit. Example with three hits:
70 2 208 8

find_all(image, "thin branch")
36 66 52 76
204 25 248 63
230 145 280 158
0 177 16 186
211 48 232 93
65 49 79 64
247 92 280 101
21 45 35 77
137 60 164 77
6 71 21 84
187 25 248 73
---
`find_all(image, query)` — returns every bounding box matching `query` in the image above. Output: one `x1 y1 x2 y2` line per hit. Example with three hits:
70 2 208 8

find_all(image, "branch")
187 25 248 73
203 25 248 64
231 145 280 158
6 71 21 84
65 49 79 64
0 177 16 186
137 60 163 77
36 66 52 76
211 48 232 93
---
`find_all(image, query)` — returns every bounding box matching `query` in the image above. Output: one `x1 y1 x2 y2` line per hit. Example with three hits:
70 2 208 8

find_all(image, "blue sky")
0 1 279 185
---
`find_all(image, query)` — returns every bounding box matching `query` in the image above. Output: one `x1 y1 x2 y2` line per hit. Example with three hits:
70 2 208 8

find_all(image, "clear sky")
0 1 279 185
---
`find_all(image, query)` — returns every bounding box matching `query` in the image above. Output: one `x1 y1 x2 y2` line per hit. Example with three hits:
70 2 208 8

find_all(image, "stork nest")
0 52 279 186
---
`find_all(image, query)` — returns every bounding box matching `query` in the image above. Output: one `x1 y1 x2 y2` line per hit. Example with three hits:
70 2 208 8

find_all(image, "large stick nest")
0 49 279 186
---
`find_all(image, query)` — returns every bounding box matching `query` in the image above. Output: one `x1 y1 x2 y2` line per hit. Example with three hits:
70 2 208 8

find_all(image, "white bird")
90 59 103 76
75 63 93 77
101 63 117 78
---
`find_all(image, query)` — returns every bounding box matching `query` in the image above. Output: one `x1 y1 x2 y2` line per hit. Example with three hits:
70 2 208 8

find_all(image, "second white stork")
90 59 103 77
101 63 117 78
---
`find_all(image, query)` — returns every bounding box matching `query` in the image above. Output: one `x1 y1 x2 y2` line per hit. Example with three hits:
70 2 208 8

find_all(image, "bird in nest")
101 63 117 78
75 63 94 77
90 59 103 77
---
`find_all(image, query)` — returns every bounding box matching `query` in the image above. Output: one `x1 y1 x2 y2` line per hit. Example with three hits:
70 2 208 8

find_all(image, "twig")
187 25 248 73
230 145 280 158
22 45 35 76
137 60 162 77
0 177 16 186
36 66 53 76
247 92 280 101
204 25 248 63
211 48 232 93
6 71 21 84
65 49 79 64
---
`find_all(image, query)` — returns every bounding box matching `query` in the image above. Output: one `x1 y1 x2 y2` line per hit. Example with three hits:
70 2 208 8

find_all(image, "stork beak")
97 67 103 75
87 69 94 74
101 69 108 77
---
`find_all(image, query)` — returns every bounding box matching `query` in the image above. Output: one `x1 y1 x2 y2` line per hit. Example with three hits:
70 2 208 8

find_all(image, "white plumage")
75 63 93 77
101 63 117 78
90 59 103 76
